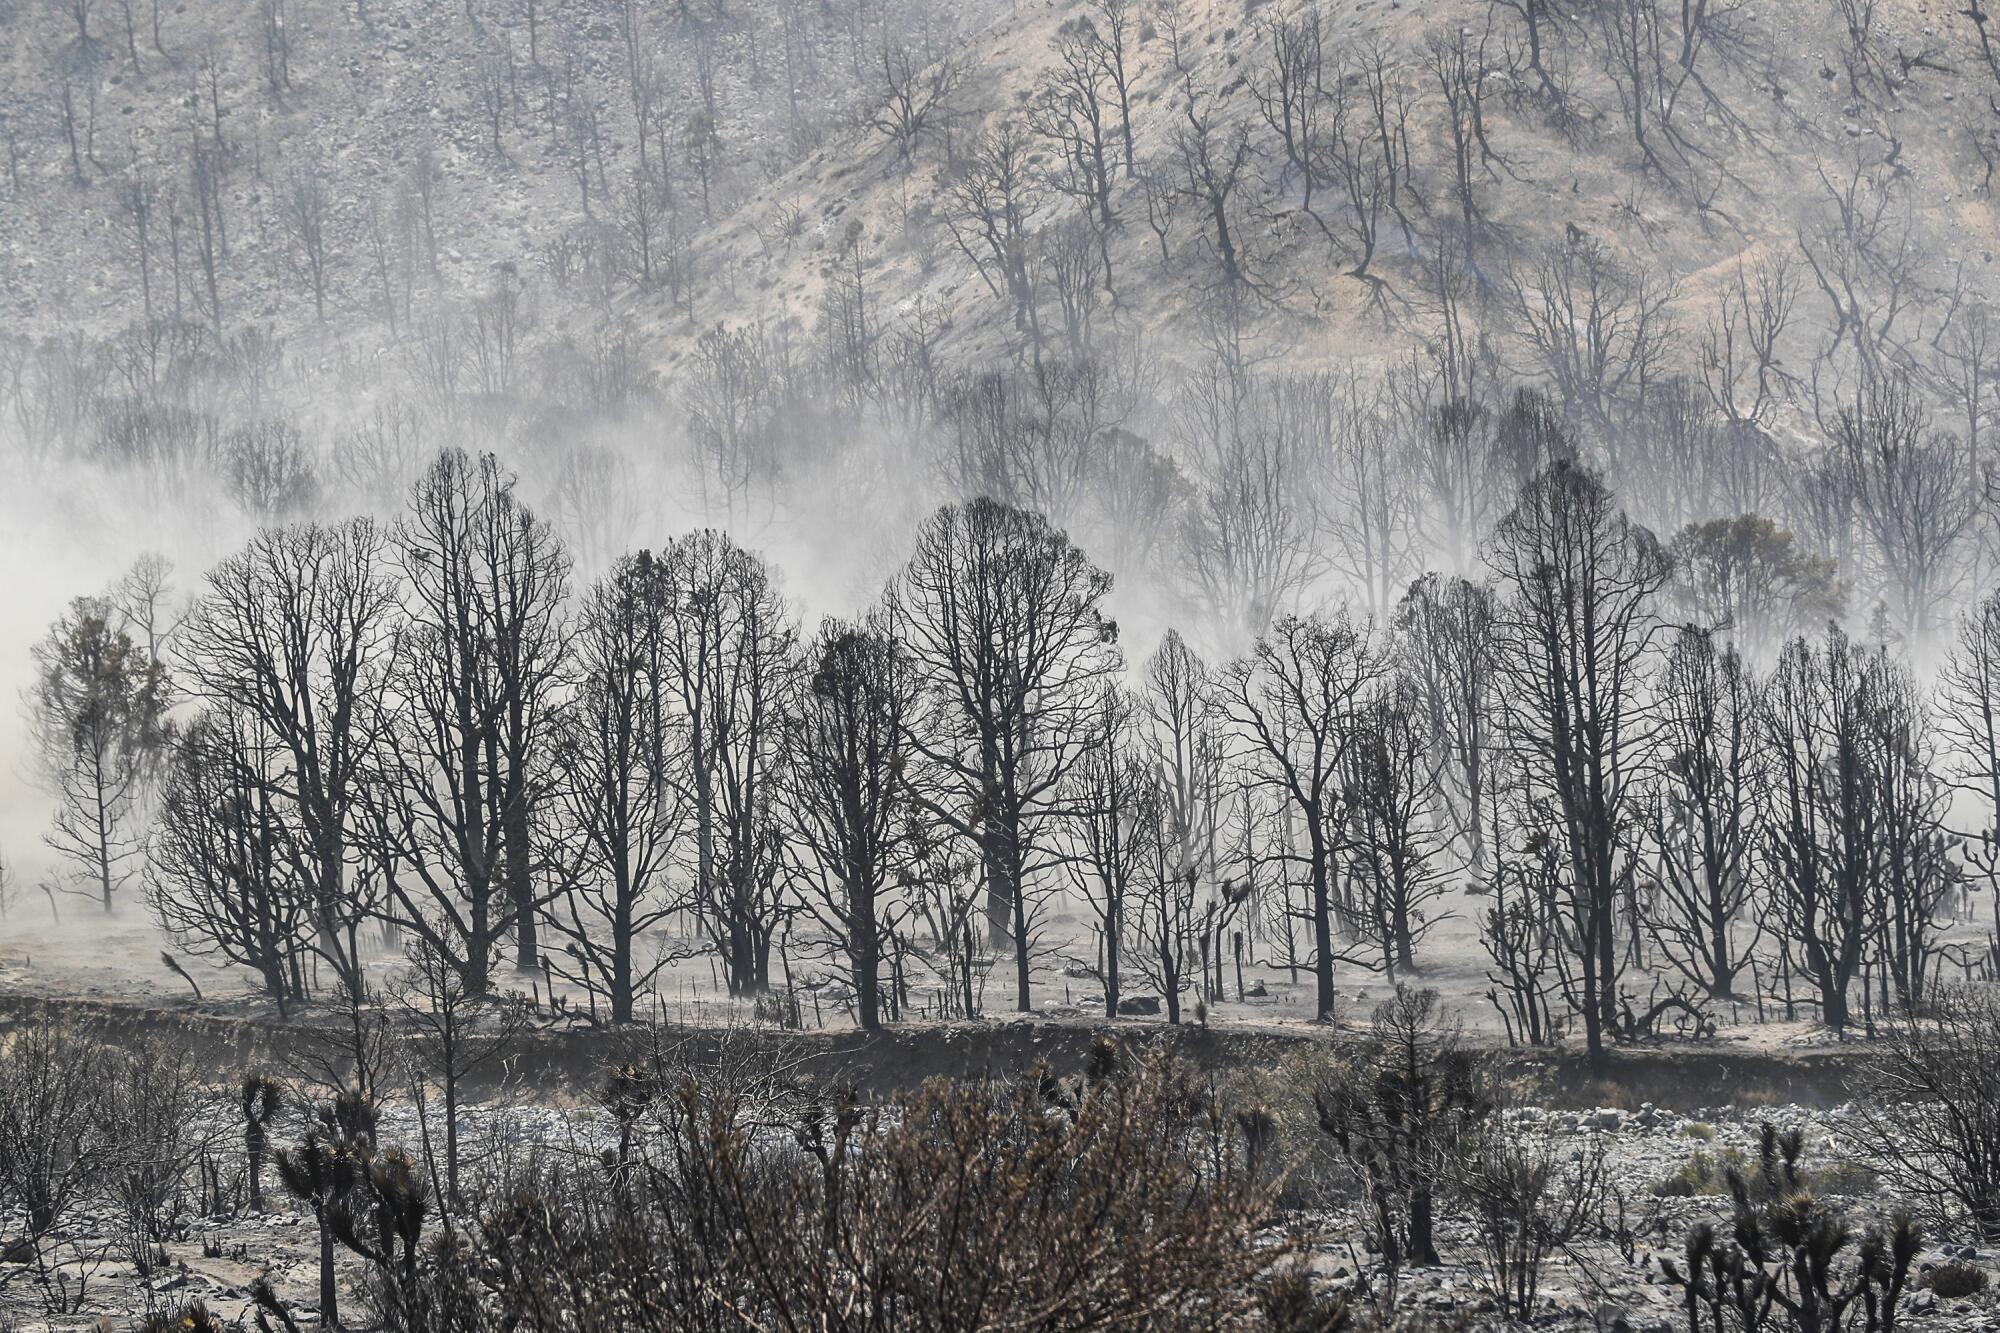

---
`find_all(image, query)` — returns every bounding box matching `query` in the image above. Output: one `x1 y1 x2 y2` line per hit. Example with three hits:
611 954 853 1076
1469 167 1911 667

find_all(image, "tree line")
23 390 2000 1060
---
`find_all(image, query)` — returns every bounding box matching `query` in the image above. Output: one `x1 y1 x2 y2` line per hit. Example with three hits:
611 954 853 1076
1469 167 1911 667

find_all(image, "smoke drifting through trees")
1 0 2000 1049
22 397 1975 1059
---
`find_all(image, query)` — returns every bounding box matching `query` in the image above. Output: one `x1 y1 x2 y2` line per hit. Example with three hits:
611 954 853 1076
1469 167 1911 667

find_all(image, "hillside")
0 0 976 340
6 0 1995 390
638 0 2000 397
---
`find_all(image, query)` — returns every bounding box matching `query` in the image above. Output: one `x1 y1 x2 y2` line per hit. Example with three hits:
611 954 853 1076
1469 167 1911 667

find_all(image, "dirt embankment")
0 990 1885 1110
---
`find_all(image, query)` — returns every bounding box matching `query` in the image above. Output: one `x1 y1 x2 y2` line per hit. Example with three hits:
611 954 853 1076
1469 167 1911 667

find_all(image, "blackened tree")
1760 629 1880 1033
148 708 309 1011
785 616 921 1031
27 596 171 912
894 498 1120 1012
1340 679 1454 980
179 520 397 997
545 552 688 1023
1489 460 1670 1063
1642 628 1765 1000
1393 574 1495 877
371 452 570 998
655 530 798 996
1219 610 1382 1021
1063 684 1158 1018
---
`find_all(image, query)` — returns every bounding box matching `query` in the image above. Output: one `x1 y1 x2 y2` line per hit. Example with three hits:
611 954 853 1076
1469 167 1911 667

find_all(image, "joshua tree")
273 1093 376 1329
1661 1146 1919 1333
241 1074 282 1212
274 1131 357 1328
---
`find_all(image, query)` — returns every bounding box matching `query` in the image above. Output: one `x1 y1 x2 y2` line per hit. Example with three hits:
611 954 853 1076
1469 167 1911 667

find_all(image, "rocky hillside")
631 0 2000 402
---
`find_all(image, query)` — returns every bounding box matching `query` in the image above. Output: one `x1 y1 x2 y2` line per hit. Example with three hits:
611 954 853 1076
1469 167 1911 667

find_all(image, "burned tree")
1140 630 1237 1008
371 452 570 998
1168 80 1258 291
1062 685 1157 1020
1489 460 1670 1062
1642 627 1765 1000
545 552 688 1024
1509 238 1676 440
654 530 798 996
1030 17 1122 300
939 127 1045 357
1174 355 1330 651
1760 629 1881 1033
894 498 1120 1012
27 596 171 912
785 616 921 1031
1828 377 1983 648
178 520 396 997
868 36 967 170
1941 589 2000 906
148 708 309 1010
1340 679 1455 981
1393 574 1496 878
1314 988 1489 1269
1219 609 1383 1021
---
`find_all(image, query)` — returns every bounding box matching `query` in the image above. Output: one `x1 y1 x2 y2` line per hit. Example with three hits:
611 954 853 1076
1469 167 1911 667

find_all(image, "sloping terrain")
636 0 2000 392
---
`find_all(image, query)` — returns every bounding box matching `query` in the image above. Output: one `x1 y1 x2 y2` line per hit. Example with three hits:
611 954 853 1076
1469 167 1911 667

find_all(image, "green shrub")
1681 1121 1717 1141
1640 1136 1872 1200
1809 1160 1880 1197
1929 1261 1989 1299
1653 1147 1745 1197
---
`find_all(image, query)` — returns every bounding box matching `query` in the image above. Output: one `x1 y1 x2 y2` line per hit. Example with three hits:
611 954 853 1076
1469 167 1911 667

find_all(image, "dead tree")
1697 254 1802 429
1141 631 1234 1003
1168 80 1258 292
868 37 967 170
178 521 397 997
1249 9 1337 245
279 169 334 322
1218 610 1383 1021
939 125 1046 356
1393 574 1496 878
1928 291 1998 489
653 530 798 996
371 452 571 998
1422 27 1503 246
786 617 922 1031
149 708 311 1011
1061 685 1158 1018
1339 679 1455 980
187 133 227 341
1489 460 1670 1063
1313 988 1488 1269
545 552 689 1024
1173 349 1330 651
1088 0 1138 175
1867 662 1959 1015
1796 160 1922 389
1760 629 1882 1034
1319 378 1422 623
893 499 1120 1011
388 933 526 1204
1642 628 1766 1000
1940 590 2000 910
1030 17 1121 301
1830 376 1983 648
1509 238 1677 441
1487 0 1569 107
